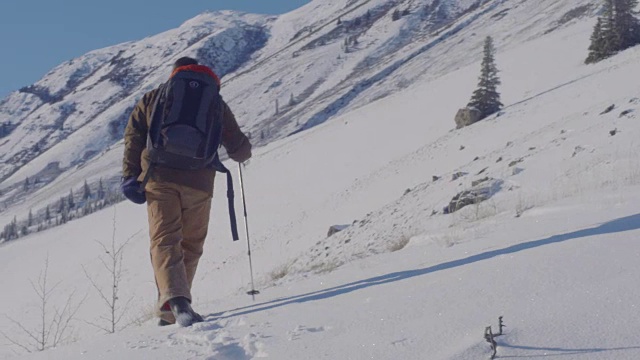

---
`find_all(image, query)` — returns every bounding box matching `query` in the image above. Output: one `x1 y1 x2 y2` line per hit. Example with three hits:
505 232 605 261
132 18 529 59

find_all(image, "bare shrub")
82 207 139 333
1 255 85 353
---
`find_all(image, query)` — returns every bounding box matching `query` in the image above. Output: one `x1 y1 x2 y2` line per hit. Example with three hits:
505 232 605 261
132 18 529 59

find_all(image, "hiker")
121 57 252 327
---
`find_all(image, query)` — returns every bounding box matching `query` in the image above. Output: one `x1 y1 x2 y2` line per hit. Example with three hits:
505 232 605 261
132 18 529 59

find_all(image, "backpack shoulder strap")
214 158 239 241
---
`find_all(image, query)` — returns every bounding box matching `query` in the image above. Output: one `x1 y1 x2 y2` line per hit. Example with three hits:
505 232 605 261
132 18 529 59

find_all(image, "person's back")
121 57 252 327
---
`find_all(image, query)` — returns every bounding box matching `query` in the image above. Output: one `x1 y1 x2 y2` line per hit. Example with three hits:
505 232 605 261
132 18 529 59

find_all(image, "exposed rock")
600 104 615 115
472 177 490 187
619 109 634 117
443 179 503 214
508 159 523 167
452 172 467 181
327 224 350 237
454 107 483 129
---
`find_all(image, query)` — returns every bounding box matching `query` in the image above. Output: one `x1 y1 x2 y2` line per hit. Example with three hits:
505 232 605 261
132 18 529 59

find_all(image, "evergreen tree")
289 93 297 106
98 178 105 200
28 209 33 227
58 196 65 214
337 17 342 26
614 0 640 48
68 189 75 209
392 9 402 21
23 177 30 191
586 17 606 63
468 36 503 119
586 0 640 63
45 205 51 223
83 180 92 200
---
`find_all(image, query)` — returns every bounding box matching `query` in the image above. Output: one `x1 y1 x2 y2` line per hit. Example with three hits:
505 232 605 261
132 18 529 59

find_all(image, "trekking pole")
238 163 260 300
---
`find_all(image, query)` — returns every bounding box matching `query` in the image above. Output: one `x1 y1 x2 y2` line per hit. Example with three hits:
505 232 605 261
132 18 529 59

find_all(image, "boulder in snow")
454 107 483 129
327 224 350 237
443 178 503 214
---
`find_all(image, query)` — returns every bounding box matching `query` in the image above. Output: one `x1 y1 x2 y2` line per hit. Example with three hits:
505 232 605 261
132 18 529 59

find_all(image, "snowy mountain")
5 0 640 359
0 0 598 227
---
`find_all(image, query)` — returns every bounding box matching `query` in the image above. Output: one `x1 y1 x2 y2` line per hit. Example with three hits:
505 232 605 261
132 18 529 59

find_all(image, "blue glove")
120 176 146 204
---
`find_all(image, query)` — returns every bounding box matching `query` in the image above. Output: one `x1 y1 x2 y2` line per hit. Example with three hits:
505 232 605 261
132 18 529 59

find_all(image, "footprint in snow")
287 325 330 341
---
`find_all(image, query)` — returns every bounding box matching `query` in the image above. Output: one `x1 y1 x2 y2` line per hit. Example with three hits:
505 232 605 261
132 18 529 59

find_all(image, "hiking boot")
168 297 204 327
158 318 174 326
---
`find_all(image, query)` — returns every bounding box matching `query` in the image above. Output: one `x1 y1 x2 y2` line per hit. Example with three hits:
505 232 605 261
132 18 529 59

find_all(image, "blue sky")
0 0 311 98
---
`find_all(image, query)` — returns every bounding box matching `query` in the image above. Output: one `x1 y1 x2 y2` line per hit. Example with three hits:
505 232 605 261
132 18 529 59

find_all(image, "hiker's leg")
146 181 191 317
179 184 212 290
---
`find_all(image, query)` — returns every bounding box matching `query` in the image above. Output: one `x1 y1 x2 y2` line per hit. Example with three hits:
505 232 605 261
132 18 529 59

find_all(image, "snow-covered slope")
0 0 599 227
5 0 640 359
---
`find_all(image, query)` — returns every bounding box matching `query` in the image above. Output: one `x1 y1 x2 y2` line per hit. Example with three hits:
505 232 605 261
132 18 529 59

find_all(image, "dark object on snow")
433 175 441 182
619 109 634 117
455 107 483 129
600 104 615 115
404 188 412 195
452 172 467 181
484 316 505 359
473 156 480 161
610 128 618 136
485 326 497 359
472 177 490 187
496 157 503 163
460 145 466 150
444 190 483 213
328 224 350 237
476 167 488 175
443 179 502 214
508 159 523 167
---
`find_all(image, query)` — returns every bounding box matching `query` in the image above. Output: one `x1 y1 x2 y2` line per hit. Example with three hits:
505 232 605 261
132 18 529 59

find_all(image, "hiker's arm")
123 95 150 178
221 101 252 163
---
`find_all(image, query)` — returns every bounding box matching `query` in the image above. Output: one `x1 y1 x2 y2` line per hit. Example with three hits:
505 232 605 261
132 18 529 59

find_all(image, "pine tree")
45 205 51 223
28 209 33 227
614 0 640 49
68 189 75 209
586 0 640 63
392 9 402 21
602 0 621 56
586 17 606 63
98 178 105 200
24 177 30 191
289 93 297 106
58 196 66 214
83 180 92 200
468 36 503 119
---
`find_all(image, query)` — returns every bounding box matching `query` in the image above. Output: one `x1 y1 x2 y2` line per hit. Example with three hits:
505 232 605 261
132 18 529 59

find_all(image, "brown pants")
146 181 212 321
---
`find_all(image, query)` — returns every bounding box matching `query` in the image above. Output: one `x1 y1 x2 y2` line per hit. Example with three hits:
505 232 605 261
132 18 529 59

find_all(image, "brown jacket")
122 87 251 194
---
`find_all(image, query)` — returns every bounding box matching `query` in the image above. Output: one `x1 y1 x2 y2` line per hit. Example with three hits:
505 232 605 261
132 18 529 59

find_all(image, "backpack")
143 66 239 240
147 67 223 170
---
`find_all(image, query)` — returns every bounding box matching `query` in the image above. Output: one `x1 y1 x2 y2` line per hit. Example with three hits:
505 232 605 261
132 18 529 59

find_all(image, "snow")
3 0 640 359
